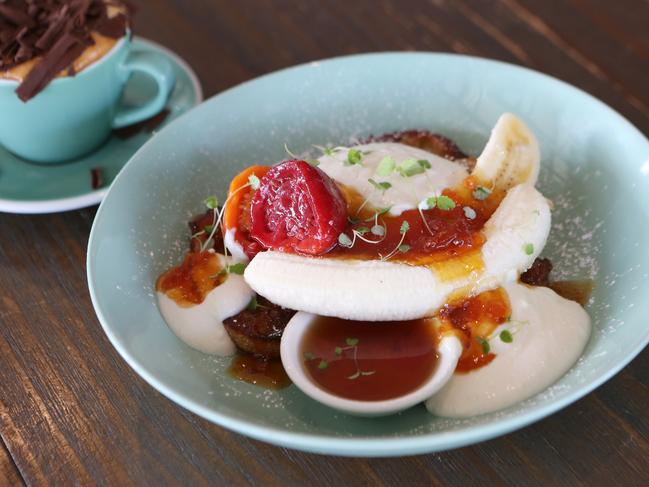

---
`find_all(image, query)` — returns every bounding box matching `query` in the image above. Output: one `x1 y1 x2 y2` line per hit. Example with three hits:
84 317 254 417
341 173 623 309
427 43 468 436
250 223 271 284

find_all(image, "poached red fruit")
250 160 347 255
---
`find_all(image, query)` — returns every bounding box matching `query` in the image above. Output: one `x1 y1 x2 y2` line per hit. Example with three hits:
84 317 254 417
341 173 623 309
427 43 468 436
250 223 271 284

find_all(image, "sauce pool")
438 287 511 373
301 317 438 401
228 354 291 389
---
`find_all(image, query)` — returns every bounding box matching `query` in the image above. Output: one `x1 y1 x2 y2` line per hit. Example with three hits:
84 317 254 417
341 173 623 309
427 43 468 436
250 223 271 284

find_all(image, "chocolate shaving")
17 33 89 100
91 167 104 189
0 1 134 101
0 3 35 28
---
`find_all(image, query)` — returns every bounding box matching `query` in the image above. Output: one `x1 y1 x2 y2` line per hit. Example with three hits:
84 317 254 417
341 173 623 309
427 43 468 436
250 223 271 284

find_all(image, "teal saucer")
0 37 202 214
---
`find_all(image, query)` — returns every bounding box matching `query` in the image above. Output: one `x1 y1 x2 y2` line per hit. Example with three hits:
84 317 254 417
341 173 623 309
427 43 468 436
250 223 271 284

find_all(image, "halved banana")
472 113 540 192
244 183 550 321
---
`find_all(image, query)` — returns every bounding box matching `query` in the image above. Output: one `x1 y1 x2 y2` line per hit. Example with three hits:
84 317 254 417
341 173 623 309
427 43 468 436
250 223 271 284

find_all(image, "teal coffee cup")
0 36 175 163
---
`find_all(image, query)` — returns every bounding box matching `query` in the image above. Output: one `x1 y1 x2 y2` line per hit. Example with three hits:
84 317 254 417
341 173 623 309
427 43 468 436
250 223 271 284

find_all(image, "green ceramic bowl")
87 53 649 456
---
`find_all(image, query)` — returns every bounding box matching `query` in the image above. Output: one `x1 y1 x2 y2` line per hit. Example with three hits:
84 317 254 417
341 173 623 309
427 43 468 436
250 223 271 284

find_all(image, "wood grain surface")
1 0 648 485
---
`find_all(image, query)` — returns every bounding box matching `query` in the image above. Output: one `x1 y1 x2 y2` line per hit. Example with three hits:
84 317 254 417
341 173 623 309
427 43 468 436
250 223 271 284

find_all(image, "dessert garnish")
0 0 132 101
154 114 594 417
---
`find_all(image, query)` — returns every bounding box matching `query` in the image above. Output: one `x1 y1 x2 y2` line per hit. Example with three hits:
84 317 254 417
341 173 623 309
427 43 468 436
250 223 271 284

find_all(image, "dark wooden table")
2 0 649 485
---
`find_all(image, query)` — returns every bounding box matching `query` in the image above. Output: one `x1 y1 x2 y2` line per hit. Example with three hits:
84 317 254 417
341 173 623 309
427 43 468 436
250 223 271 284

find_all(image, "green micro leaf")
227 263 247 275
303 351 315 360
425 196 437 209
398 244 411 253
376 156 396 176
473 186 491 200
345 337 359 346
314 145 339 157
203 224 215 233
463 206 477 220
400 220 410 234
246 296 258 311
318 360 329 370
523 243 534 255
418 159 431 169
397 158 425 177
212 267 228 279
248 174 260 190
500 330 513 343
478 337 490 355
377 206 392 215
371 224 385 236
368 178 392 192
338 233 353 247
437 195 456 211
334 346 343 356
355 226 370 235
346 148 363 165
204 195 219 209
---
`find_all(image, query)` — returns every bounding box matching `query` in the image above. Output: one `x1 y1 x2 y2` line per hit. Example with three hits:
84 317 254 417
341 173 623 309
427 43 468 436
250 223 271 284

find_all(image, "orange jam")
156 251 224 306
438 287 512 372
330 177 505 267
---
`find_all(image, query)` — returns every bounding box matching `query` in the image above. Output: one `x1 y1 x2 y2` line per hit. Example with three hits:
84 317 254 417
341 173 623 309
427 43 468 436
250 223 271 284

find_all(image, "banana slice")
244 183 550 321
472 113 540 191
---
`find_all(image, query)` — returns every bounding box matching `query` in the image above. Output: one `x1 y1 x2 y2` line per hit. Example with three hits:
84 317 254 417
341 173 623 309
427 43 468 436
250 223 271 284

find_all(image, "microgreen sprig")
199 173 261 254
473 186 492 201
436 195 456 210
247 296 260 311
499 330 513 343
397 158 425 177
376 156 395 176
335 337 375 379
463 206 477 220
380 220 410 261
422 194 456 211
477 337 491 355
418 194 457 236
338 222 387 248
345 148 363 166
313 144 345 157
367 178 392 193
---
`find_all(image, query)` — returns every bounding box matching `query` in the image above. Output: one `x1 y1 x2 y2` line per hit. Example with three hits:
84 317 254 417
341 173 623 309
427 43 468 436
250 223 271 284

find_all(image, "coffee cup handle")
111 51 176 129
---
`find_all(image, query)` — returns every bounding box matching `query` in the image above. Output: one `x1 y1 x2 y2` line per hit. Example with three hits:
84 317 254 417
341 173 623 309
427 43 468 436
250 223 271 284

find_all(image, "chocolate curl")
0 3 35 28
16 33 89 101
34 5 69 51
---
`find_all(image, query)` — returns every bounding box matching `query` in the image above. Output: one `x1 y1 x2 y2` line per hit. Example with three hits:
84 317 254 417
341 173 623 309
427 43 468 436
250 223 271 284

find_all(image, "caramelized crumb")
223 296 296 358
521 258 553 287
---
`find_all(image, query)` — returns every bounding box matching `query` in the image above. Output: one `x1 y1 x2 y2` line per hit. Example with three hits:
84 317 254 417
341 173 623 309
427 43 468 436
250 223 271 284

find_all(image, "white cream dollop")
157 254 254 356
425 282 591 417
317 142 468 216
